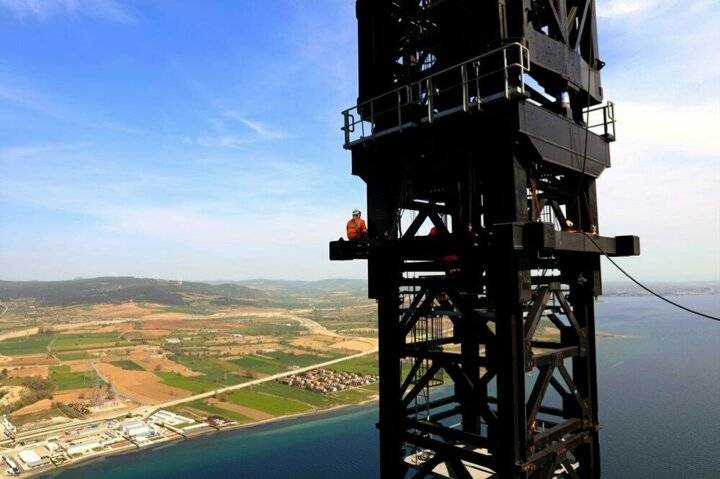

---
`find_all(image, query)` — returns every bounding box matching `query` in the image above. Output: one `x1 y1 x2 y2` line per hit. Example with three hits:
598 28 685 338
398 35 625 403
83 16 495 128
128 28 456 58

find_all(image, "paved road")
145 347 378 413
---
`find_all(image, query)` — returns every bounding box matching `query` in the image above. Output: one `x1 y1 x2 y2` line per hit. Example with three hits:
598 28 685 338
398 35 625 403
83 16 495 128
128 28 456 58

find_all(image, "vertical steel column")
566 180 602 478
486 148 530 478
367 174 405 478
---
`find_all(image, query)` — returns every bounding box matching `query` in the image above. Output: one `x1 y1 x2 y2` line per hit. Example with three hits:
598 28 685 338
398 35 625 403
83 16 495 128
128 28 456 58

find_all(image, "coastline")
31 397 379 479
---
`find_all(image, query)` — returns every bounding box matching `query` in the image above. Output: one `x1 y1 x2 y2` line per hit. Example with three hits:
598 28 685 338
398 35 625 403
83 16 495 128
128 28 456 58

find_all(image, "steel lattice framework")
331 1 639 478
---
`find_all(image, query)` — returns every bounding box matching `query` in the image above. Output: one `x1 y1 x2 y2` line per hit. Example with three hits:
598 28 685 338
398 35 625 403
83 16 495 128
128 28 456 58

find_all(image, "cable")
574 16 595 231
583 233 720 322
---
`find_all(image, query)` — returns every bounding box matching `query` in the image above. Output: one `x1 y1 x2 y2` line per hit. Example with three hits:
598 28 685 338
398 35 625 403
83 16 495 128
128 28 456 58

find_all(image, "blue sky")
0 0 718 282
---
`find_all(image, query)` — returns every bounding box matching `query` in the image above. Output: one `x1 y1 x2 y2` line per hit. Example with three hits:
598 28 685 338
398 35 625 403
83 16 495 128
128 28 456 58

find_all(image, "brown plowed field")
207 398 272 421
126 348 201 376
96 363 190 404
8 365 49 378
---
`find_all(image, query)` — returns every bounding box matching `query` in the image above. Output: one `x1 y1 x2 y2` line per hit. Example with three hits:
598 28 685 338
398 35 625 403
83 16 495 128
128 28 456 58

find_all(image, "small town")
280 369 378 394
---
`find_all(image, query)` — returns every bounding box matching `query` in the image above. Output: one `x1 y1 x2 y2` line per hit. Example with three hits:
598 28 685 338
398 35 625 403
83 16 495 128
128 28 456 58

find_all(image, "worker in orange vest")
346 209 368 240
429 226 460 274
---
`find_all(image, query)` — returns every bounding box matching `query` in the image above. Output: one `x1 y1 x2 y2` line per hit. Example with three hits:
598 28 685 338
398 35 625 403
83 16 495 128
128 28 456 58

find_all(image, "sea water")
42 295 720 479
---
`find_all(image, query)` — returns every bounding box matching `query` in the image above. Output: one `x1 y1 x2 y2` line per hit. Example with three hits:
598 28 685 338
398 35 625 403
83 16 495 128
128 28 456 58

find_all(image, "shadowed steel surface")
331 1 639 477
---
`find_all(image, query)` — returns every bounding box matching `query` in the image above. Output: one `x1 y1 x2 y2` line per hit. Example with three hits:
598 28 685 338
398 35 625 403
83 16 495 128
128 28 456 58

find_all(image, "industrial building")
122 420 156 440
66 439 102 457
17 450 45 469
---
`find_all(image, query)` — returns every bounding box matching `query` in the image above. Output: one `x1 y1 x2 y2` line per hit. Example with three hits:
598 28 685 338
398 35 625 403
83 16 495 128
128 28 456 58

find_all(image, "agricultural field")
49 332 132 351
49 365 103 390
0 334 54 355
330 383 378 403
330 354 379 376
224 386 314 416
305 305 378 336
174 400 253 424
110 360 145 371
155 372 231 394
172 355 245 382
56 351 90 361
231 351 336 376
0 277 378 431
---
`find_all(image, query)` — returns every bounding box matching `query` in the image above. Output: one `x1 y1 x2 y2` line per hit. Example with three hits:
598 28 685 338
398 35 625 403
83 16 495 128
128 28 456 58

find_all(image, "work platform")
342 43 616 178
331 225 639 262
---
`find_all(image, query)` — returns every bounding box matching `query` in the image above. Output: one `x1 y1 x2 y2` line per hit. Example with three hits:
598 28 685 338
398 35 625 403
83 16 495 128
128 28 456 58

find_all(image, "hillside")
0 277 371 309
218 279 368 296
0 277 267 307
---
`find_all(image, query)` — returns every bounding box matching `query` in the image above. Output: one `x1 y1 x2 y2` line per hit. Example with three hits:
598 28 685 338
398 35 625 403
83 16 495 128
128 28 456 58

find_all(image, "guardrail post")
397 89 403 132
475 62 481 111
427 78 434 123
461 64 469 112
603 106 608 138
503 47 509 99
343 111 350 147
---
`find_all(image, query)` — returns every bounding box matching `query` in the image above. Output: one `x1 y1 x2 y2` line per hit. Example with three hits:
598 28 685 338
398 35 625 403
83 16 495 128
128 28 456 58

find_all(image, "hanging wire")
583 234 720 322
571 3 718 323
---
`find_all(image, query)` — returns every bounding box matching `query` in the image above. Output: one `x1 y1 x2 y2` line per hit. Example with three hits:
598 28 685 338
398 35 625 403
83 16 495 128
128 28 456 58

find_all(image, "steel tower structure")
331 1 639 477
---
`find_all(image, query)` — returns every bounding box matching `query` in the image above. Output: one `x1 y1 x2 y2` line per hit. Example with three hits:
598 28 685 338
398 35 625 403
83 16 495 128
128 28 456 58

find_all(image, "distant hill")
2 277 715 308
0 277 267 307
603 281 719 297
216 279 368 296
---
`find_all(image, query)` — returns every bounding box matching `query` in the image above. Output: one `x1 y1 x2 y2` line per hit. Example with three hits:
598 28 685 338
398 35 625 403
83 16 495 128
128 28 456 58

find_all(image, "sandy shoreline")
29 397 379 478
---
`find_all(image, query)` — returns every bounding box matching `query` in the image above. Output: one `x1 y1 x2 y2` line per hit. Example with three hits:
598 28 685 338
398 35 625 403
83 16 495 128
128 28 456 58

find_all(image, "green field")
180 401 252 424
230 352 331 376
49 333 131 352
269 351 339 368
225 387 313 416
173 356 246 384
49 365 103 390
0 334 53 355
155 372 224 393
330 385 377 403
330 354 378 375
252 382 338 408
110 360 145 371
239 322 303 337
309 307 377 334
56 351 90 361
230 355 287 375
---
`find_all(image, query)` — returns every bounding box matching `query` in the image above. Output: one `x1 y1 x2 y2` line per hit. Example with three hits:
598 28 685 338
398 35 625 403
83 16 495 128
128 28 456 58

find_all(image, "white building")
149 410 193 426
0 416 16 437
18 450 44 468
121 420 145 432
2 455 19 474
122 420 155 439
66 440 101 457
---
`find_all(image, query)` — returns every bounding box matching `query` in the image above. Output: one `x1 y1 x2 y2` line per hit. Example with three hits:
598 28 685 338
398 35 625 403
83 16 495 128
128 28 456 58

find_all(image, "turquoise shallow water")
42 295 720 479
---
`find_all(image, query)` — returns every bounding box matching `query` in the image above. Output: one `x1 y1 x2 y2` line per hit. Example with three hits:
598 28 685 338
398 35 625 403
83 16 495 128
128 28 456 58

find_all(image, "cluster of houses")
280 368 378 394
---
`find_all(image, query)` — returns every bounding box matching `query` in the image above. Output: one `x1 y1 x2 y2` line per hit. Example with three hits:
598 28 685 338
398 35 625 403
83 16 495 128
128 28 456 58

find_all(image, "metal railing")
585 101 616 141
342 42 531 148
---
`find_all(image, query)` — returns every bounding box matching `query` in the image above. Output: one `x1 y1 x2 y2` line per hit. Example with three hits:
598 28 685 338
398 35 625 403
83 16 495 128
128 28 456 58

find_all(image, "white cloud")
614 101 720 157
180 115 286 148
183 135 256 149
0 142 88 160
0 0 135 23
238 118 284 141
222 111 286 140
596 0 661 18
